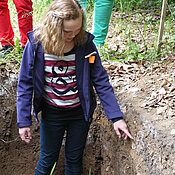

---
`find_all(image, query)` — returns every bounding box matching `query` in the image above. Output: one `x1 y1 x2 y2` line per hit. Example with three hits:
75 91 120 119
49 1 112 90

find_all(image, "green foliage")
167 2 175 19
125 42 143 62
114 0 175 13
113 0 163 12
100 0 175 63
2 0 175 67
0 37 23 68
33 0 52 25
87 0 95 12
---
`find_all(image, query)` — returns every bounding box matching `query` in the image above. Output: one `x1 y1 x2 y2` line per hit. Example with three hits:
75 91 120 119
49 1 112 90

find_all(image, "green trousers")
79 0 114 46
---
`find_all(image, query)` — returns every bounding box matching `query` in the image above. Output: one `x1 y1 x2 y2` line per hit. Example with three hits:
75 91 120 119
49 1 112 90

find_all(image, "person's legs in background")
78 0 87 15
78 0 114 47
0 0 33 57
92 0 114 46
13 0 33 48
0 0 15 47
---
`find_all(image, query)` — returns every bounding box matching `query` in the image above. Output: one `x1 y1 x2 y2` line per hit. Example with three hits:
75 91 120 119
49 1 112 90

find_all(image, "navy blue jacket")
17 31 123 128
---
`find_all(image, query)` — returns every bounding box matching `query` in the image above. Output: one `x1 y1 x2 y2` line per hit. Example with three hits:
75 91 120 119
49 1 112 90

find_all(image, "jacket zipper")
81 56 89 121
32 43 40 122
87 61 92 123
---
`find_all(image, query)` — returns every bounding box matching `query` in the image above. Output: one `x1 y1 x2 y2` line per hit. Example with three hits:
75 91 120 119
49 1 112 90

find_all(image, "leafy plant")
125 42 144 62
0 37 23 69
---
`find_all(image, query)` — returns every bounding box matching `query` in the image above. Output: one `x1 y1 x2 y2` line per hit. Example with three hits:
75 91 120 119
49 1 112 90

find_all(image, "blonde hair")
34 0 87 56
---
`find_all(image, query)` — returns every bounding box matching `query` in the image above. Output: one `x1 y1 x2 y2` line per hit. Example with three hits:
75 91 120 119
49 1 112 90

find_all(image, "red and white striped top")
43 51 80 108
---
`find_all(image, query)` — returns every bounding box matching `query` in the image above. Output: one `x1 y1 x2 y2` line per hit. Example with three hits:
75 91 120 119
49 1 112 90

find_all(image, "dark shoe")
0 45 13 58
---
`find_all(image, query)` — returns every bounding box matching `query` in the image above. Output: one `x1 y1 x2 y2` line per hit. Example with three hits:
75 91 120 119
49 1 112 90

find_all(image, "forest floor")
0 56 175 174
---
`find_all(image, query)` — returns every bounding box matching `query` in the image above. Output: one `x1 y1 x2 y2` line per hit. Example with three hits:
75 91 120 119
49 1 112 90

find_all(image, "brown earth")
0 57 175 175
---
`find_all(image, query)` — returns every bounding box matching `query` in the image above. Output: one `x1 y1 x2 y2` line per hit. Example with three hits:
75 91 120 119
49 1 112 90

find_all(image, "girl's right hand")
19 127 32 144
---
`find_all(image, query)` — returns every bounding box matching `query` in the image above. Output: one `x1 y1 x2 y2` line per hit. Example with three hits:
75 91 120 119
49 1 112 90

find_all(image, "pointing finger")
122 128 133 140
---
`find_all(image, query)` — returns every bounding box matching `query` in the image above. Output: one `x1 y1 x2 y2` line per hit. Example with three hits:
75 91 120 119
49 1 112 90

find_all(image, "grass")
102 1 175 63
114 0 162 12
1 0 175 68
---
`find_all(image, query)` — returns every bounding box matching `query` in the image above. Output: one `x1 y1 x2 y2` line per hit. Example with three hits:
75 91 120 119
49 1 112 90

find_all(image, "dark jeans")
35 117 90 175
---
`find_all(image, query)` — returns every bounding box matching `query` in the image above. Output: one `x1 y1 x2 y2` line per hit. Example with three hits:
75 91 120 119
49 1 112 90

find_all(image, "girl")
17 0 133 174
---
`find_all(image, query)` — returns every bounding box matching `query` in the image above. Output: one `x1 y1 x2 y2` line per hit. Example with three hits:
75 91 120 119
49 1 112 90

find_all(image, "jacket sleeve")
17 41 34 128
90 42 123 120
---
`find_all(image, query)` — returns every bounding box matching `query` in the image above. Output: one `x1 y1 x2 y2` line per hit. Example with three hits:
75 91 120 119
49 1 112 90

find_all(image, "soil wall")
0 67 175 175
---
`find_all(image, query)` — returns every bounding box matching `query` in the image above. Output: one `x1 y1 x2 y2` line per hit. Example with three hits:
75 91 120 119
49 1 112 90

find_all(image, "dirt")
0 56 175 175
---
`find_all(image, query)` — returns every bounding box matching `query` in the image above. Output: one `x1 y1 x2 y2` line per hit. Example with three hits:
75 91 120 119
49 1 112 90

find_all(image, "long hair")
34 0 87 56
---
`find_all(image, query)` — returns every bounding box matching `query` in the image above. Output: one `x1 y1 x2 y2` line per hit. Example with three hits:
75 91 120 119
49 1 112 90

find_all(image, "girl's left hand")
19 127 32 144
113 119 133 140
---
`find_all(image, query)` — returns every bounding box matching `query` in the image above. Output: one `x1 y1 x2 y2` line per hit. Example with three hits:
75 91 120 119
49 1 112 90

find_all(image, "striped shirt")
43 49 80 108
